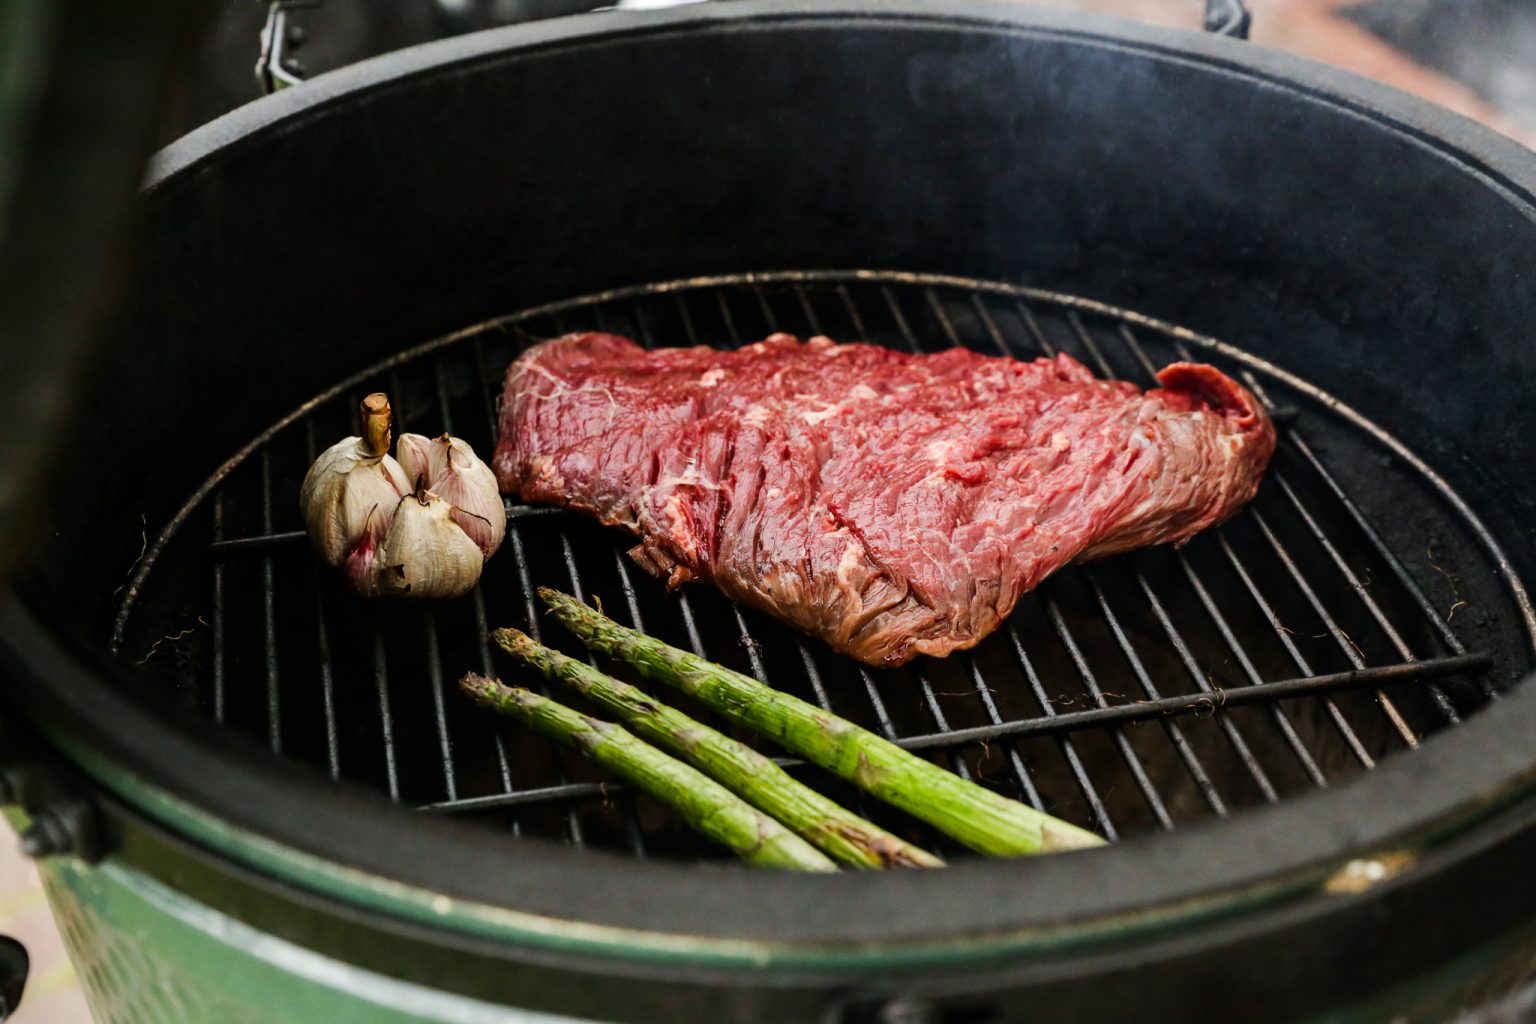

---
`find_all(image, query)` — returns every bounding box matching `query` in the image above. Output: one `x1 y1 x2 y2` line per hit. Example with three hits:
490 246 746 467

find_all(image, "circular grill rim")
7 0 1536 965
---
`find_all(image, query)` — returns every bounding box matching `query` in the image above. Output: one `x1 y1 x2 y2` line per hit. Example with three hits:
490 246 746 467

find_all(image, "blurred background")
148 0 1536 146
3 0 1535 1019
1031 0 1536 145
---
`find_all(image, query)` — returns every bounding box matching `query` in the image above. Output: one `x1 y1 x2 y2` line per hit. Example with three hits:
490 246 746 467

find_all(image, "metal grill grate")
113 272 1533 861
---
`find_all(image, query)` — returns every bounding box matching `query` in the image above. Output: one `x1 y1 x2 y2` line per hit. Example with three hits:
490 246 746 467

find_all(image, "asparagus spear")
493 628 943 869
460 674 838 872
537 589 1105 857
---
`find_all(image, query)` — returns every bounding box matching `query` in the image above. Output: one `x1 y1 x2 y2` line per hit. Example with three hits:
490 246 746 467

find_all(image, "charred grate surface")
113 272 1534 861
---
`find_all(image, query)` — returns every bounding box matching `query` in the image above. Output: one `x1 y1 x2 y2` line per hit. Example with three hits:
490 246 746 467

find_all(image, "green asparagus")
537 589 1105 856
459 673 837 872
493 628 943 869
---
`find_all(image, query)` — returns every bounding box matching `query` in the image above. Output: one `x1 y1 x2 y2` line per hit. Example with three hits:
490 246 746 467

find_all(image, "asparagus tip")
1041 823 1108 852
459 671 503 701
490 626 529 649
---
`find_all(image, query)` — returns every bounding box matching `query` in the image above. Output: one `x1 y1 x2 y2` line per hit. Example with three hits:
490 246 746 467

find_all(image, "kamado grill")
5 1 1536 1021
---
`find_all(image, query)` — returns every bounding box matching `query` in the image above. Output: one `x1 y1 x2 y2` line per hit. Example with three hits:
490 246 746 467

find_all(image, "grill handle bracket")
255 0 318 95
1203 0 1251 38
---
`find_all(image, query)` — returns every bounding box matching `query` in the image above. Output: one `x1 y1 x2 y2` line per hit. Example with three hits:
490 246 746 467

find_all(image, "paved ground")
0 854 88 1022
2 2 1531 1020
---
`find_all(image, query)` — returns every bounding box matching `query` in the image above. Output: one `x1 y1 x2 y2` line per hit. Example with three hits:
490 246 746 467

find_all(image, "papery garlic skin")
299 437 411 567
372 488 485 599
396 433 505 558
301 393 498 600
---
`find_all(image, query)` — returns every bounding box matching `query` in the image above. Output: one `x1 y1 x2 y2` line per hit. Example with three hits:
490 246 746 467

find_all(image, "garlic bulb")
395 432 506 558
300 393 505 600
299 393 410 568
371 483 486 599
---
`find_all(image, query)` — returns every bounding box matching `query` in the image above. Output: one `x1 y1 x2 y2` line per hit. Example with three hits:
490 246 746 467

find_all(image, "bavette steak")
493 332 1275 666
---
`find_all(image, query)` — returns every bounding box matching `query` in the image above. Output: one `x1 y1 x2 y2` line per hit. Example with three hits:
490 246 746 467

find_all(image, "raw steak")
493 332 1275 666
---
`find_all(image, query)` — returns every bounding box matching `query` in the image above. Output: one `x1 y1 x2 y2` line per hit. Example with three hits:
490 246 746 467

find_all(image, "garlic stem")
361 393 393 458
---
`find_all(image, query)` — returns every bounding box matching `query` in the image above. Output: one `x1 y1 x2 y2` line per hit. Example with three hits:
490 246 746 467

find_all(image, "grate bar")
1248 507 1421 744
209 503 560 555
714 290 741 345
1133 567 1280 802
752 285 779 329
1084 568 1229 817
1012 298 1057 355
1001 623 1119 840
212 530 307 553
1138 330 1435 736
260 450 281 753
470 587 517 799
969 292 1259 810
1236 367 1470 717
1167 344 1431 736
424 611 459 801
1175 550 1331 783
844 656 1482 749
1071 314 1384 769
605 560 653 858
961 659 1045 810
371 622 400 801
312 584 342 780
948 305 1282 804
211 493 227 725
1269 470 1429 669
1263 394 1473 660
302 421 343 780
423 363 470 801
1210 531 1378 767
794 286 823 335
1007 303 1324 784
468 331 523 830
473 332 503 444
557 530 649 856
419 653 1488 813
835 284 870 337
868 655 1483 747
1045 597 1175 829
507 523 585 846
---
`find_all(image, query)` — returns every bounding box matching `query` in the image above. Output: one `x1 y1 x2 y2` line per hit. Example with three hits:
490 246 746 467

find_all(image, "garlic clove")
343 524 387 598
396 432 506 559
373 486 485 599
299 436 410 567
394 432 450 487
